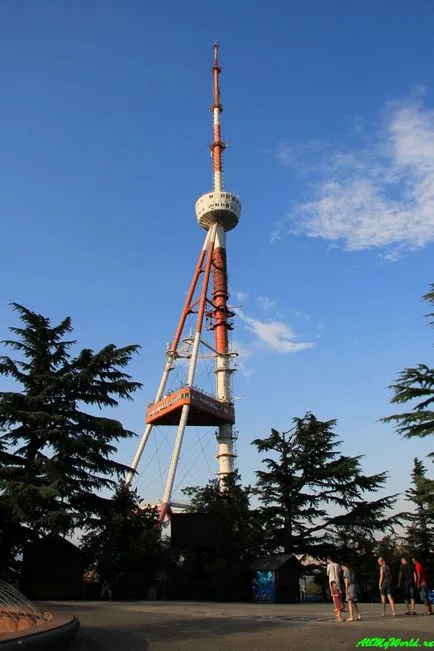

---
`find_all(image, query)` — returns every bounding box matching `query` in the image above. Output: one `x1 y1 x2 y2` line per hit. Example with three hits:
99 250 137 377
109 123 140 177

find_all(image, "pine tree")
0 304 141 571
404 458 434 559
382 285 434 453
252 412 399 556
183 472 262 562
81 483 165 598
182 473 264 599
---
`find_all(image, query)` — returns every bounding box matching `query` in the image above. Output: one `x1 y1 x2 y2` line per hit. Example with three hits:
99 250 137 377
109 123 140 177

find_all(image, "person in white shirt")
326 557 342 591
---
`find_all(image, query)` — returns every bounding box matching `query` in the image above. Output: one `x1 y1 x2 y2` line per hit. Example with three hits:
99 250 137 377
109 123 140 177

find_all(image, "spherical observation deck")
195 191 241 232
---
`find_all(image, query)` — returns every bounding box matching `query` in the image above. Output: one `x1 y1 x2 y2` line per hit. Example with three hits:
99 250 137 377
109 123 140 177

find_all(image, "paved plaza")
40 600 434 650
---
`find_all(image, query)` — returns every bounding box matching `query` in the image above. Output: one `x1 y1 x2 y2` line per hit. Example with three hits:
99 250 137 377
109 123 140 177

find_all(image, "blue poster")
252 570 275 603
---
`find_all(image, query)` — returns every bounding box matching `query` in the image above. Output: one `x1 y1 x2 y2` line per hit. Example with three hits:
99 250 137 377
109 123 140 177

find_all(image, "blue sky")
1 1 433 511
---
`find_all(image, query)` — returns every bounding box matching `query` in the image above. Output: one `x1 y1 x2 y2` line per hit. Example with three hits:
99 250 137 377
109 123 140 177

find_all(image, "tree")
404 458 434 559
81 483 166 598
252 412 399 557
183 472 262 561
182 472 263 599
0 303 140 572
382 284 434 454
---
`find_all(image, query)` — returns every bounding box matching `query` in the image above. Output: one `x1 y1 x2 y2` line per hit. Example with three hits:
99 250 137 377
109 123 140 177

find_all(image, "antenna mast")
211 43 226 192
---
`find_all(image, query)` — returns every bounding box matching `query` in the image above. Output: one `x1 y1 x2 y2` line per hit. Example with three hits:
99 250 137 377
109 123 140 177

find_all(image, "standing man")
378 557 397 616
413 557 433 616
100 579 112 601
398 557 417 616
326 557 341 591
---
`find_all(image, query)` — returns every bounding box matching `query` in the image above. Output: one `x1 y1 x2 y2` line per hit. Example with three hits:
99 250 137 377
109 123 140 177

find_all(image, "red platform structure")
126 45 241 524
146 387 235 427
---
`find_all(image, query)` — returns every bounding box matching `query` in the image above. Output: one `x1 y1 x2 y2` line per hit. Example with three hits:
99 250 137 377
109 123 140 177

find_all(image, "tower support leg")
125 356 173 486
125 422 154 486
158 225 216 522
159 403 191 523
126 228 212 487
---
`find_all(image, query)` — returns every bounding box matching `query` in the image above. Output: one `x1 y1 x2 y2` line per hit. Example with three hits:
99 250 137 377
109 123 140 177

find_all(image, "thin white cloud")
231 340 254 378
290 308 310 321
256 296 277 310
273 96 434 259
275 139 330 171
236 309 314 354
315 321 326 340
270 225 283 243
232 289 249 302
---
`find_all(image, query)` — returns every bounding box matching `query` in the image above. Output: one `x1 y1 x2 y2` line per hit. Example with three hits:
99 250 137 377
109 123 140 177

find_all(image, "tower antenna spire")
211 42 226 192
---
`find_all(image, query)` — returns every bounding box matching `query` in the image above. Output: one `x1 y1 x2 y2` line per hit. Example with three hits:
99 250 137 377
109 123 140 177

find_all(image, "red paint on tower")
212 247 230 354
210 43 226 181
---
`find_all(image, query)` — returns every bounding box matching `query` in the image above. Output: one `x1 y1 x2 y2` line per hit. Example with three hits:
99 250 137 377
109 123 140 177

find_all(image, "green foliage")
0 303 141 570
81 483 168 595
327 525 377 576
404 458 434 559
182 472 264 598
374 534 409 562
382 285 434 454
183 472 263 562
252 412 399 555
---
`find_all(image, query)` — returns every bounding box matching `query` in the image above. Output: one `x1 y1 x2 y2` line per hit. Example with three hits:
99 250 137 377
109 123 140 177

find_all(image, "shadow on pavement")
72 626 149 651
66 610 290 650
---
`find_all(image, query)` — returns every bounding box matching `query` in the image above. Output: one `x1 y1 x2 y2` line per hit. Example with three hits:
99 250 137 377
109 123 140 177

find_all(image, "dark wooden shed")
249 554 302 604
22 535 84 600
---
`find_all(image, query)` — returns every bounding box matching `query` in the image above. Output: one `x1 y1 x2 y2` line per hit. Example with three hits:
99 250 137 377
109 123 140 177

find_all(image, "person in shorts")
398 557 417 616
413 557 433 616
378 557 397 616
341 562 362 622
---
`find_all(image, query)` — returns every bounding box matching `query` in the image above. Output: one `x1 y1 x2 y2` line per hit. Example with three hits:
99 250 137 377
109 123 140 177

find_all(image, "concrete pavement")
40 600 434 650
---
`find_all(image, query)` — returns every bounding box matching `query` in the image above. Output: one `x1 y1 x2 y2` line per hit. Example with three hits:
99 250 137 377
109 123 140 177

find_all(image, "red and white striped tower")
126 44 241 523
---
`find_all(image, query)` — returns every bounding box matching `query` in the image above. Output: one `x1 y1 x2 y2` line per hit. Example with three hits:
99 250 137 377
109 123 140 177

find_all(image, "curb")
0 617 80 650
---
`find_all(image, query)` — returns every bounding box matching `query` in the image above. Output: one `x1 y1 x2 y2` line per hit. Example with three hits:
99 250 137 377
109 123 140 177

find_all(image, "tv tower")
126 44 241 524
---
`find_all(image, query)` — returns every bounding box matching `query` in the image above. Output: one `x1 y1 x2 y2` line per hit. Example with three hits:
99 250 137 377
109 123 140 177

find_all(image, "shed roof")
25 534 82 558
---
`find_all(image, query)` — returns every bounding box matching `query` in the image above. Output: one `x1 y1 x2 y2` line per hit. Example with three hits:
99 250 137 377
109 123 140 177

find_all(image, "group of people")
326 558 361 622
326 555 433 622
378 556 433 618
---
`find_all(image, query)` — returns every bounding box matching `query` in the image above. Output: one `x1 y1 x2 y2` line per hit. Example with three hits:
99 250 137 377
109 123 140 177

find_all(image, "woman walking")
341 562 362 621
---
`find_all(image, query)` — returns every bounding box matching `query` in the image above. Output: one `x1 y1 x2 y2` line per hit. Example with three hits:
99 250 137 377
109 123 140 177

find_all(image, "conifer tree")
382 284 434 453
81 483 164 597
252 412 399 555
404 458 434 558
182 473 265 599
183 472 262 562
0 304 141 571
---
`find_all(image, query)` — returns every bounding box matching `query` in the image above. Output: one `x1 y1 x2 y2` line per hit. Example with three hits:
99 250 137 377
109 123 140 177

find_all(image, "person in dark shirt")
413 557 433 616
378 557 397 616
398 558 417 616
